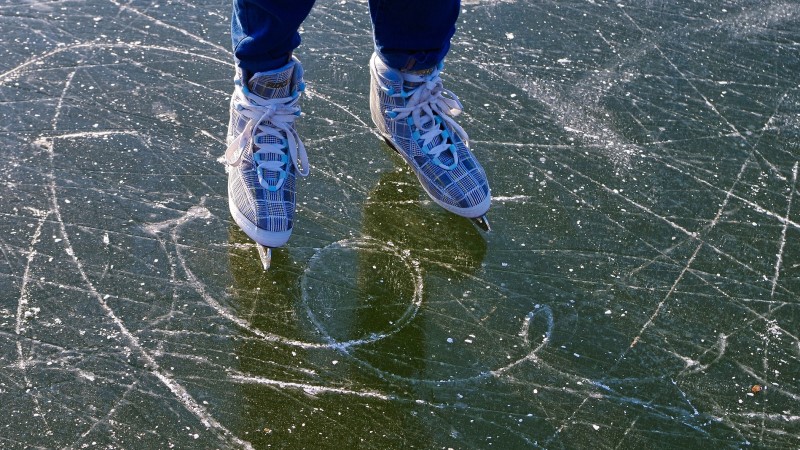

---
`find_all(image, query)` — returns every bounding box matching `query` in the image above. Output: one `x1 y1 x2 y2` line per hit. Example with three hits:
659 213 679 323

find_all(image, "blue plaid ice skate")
225 57 308 248
369 53 491 219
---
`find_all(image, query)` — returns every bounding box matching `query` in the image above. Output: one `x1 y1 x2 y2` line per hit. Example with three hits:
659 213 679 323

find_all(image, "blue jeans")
232 0 460 75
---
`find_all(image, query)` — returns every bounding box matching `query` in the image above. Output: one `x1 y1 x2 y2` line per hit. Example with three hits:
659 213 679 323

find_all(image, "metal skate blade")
471 215 491 232
256 244 272 271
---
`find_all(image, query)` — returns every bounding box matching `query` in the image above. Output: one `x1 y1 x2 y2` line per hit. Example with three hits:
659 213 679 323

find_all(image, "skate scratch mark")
168 231 425 349
314 305 554 385
673 333 728 376
40 130 139 140
760 322 775 444
36 135 253 449
228 372 393 400
13 208 52 435
109 0 228 54
226 372 462 411
299 238 427 349
13 69 81 435
614 416 640 450
147 204 184 367
734 412 800 423
72 379 141 447
0 42 230 83
547 3 771 436
657 157 800 232
304 87 373 130
629 242 702 349
617 7 793 182
492 194 532 203
490 307 553 376
672 379 700 416
14 209 49 367
771 162 797 297
628 154 751 349
559 159 694 235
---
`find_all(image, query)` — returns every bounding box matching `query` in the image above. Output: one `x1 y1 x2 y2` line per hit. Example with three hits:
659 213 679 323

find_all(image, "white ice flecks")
34 119 253 448
3 0 800 447
57 200 252 448
0 42 232 86
108 0 229 54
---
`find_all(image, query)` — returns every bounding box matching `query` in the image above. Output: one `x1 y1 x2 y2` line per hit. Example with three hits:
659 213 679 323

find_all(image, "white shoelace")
385 70 469 170
225 86 309 191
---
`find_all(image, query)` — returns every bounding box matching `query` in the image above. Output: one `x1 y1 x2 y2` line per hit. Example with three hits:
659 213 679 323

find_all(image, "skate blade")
256 244 272 271
471 215 491 232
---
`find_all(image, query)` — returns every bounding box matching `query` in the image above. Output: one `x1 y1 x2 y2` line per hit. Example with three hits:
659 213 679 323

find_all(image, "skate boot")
369 53 491 230
225 57 309 268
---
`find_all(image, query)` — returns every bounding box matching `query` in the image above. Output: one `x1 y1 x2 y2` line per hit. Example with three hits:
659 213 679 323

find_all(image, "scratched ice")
1 0 799 448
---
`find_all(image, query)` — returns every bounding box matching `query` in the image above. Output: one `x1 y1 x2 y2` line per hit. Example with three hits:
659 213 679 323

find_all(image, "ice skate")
369 53 491 230
225 57 309 269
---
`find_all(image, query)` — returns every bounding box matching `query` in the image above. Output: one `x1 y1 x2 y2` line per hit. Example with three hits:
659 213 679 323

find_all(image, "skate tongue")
248 65 295 100
401 67 435 90
403 67 434 77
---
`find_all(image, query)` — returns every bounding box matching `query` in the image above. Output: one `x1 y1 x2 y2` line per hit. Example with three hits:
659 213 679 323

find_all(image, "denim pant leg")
369 0 461 71
231 0 316 75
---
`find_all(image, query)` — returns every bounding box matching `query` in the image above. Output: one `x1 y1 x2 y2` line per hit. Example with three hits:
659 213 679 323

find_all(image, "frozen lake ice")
1 0 799 448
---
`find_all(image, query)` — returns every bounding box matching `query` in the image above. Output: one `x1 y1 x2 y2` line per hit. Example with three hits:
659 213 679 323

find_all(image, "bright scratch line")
771 162 798 297
228 373 392 400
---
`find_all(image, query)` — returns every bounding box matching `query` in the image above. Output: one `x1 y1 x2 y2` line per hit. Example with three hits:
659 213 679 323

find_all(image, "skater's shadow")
221 162 490 441
362 158 488 277
224 160 488 324
344 164 488 378
224 160 488 375
226 224 307 340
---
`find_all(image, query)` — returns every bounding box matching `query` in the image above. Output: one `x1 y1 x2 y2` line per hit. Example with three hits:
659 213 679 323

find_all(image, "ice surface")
1 0 799 448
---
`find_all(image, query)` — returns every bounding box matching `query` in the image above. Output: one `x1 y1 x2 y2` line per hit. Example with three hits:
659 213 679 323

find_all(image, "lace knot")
225 87 309 191
385 71 468 171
